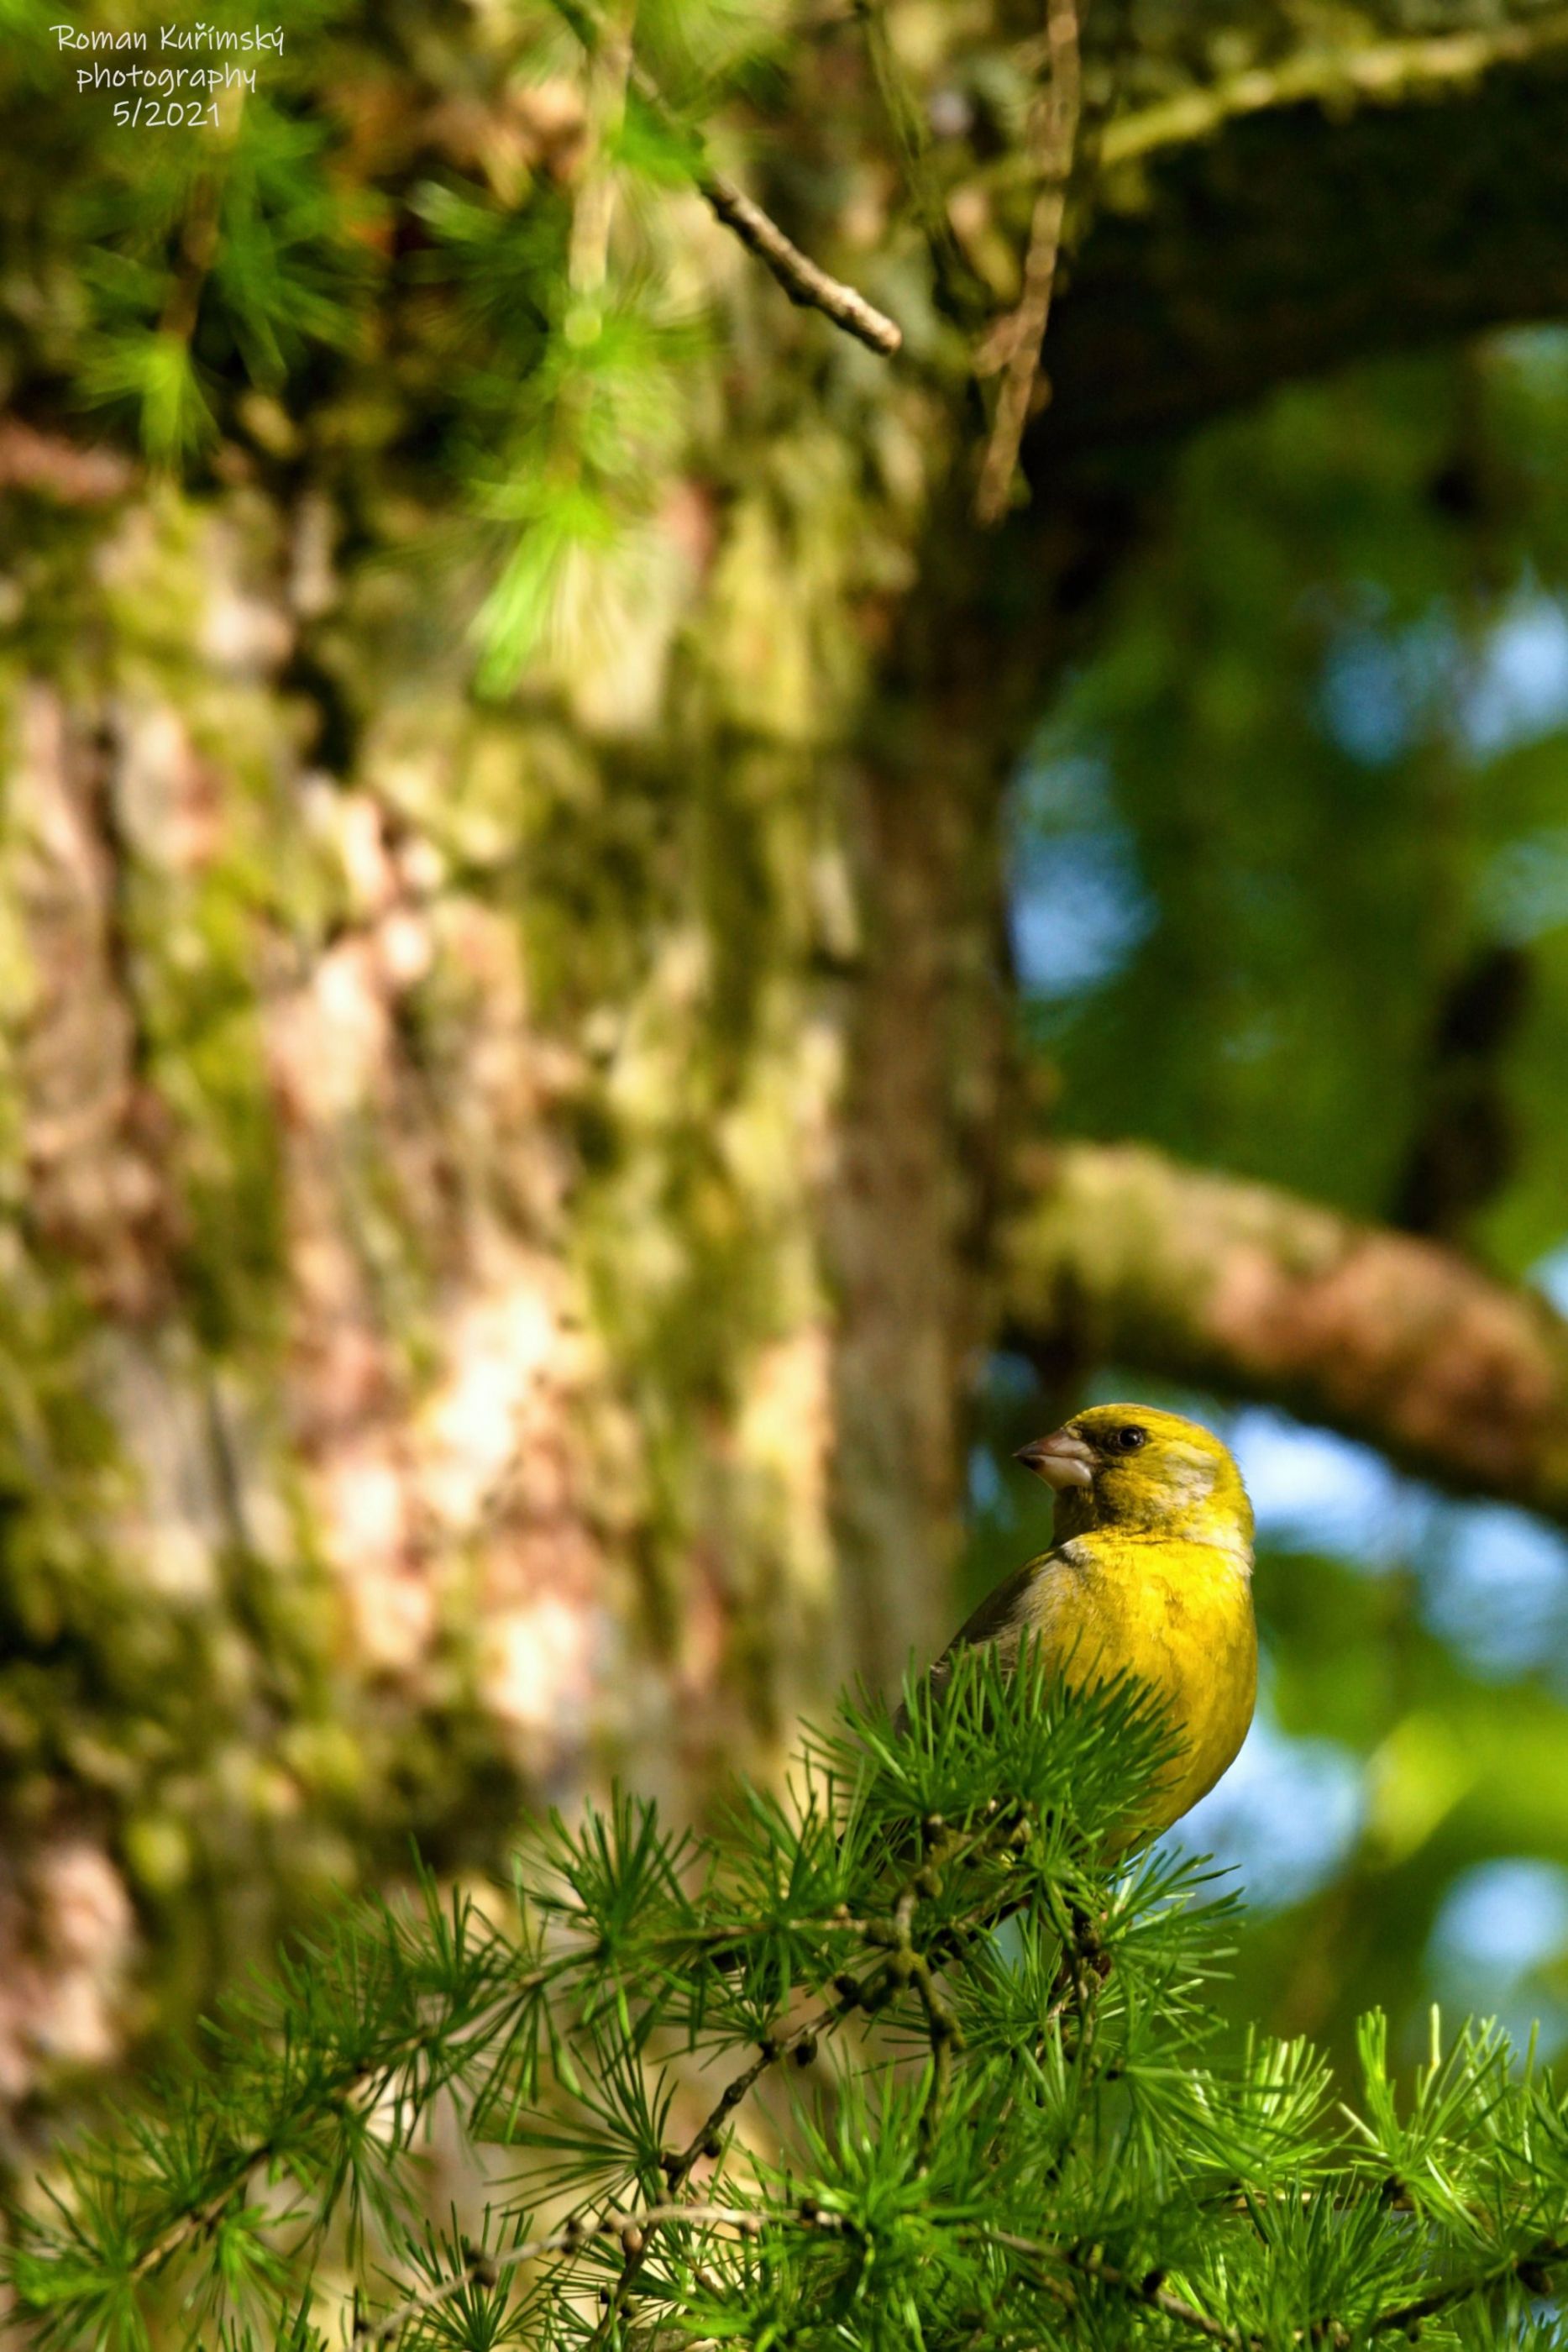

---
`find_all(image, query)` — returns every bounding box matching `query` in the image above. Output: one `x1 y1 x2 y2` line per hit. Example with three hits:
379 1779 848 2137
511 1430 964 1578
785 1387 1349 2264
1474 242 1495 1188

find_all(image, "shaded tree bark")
1046 36 1568 455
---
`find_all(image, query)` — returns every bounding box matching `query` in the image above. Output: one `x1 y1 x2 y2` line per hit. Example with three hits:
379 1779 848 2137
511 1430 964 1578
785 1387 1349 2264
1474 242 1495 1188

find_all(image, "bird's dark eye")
1109 1425 1147 1453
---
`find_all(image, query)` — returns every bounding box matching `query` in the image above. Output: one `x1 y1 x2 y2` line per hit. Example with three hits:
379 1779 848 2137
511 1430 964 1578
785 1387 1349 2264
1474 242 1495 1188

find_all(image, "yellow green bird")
930 1404 1257 1839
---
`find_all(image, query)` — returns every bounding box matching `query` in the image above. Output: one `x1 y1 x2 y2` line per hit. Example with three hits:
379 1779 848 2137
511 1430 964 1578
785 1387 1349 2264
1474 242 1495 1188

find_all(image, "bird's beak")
1014 1429 1095 1490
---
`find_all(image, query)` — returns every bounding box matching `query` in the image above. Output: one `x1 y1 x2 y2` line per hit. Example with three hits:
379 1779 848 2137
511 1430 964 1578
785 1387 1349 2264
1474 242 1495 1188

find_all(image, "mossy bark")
0 437 1041 2117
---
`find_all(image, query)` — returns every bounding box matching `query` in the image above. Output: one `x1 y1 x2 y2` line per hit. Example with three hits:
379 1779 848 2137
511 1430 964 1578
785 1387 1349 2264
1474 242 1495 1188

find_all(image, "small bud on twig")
462 2241 498 2291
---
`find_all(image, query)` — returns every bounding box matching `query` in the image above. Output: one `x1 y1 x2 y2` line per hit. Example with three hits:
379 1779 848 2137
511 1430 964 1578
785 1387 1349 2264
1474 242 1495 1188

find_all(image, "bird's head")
1015 1404 1253 1556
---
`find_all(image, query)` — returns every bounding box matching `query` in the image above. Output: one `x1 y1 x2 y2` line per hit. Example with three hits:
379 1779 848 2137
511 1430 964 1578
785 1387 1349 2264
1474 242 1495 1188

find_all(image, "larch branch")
588 1809 1016 2339
355 2203 789 2349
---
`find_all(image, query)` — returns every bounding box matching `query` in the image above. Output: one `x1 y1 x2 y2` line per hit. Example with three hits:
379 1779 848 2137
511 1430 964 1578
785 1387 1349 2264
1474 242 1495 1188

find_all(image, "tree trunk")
0 451 1056 2111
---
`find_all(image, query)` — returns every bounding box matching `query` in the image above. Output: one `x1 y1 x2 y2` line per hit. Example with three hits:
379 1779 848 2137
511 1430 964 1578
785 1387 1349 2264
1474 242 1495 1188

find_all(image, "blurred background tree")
5 0 1568 2157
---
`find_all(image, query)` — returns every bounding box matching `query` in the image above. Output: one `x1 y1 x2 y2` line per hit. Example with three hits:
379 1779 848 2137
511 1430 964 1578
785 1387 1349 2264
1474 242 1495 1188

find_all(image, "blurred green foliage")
1018 339 1568 1252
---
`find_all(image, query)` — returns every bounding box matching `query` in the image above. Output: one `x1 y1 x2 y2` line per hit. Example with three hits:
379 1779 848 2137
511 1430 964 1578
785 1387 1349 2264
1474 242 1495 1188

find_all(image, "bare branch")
690 157 903 356
620 50 900 356
551 0 901 354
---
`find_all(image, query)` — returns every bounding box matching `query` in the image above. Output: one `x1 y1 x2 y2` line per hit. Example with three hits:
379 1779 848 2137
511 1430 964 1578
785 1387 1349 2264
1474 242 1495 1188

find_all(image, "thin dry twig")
691 157 904 355
974 0 1082 524
622 51 901 355
550 0 900 354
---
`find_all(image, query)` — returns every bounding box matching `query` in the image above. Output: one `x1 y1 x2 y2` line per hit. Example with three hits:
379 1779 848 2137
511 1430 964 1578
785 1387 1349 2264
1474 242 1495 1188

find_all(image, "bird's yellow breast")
1023 1534 1257 1839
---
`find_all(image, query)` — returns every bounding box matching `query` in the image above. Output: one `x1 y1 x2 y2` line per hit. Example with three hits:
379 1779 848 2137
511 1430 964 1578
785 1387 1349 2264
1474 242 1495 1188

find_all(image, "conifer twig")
1371 2234 1568 2334
1061 2245 1245 2344
127 1962 561 2285
566 0 634 301
590 1808 1016 2337
35 1662 1550 2352
990 2231 1247 2344
354 2202 831 2347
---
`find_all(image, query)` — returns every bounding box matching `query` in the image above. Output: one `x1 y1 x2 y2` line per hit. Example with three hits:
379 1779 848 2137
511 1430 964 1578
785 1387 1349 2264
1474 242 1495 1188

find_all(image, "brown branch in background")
625 53 902 356
974 0 1082 525
1004 1141 1568 1525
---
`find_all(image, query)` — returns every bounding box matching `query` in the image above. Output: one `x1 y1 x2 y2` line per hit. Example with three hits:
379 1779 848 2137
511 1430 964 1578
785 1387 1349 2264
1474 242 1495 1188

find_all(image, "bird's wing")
890 1551 1068 1733
941 1553 1057 1663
